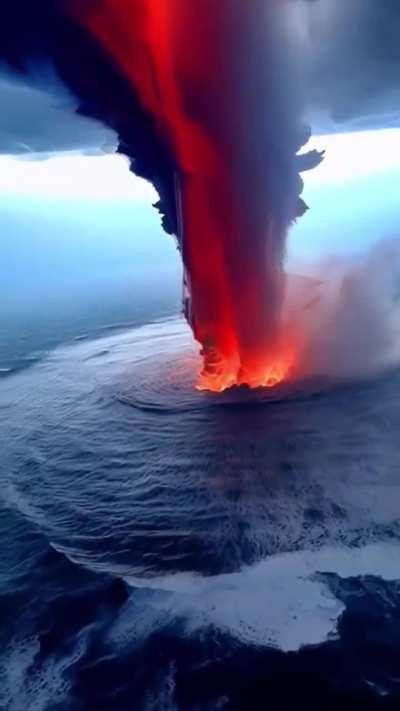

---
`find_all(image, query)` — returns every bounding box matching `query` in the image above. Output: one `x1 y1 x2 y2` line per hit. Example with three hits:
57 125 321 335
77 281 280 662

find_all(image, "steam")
285 239 400 382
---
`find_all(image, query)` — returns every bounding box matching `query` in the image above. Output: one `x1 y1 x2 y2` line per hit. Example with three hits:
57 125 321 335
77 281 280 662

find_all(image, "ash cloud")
0 1 398 221
0 0 178 233
0 2 399 189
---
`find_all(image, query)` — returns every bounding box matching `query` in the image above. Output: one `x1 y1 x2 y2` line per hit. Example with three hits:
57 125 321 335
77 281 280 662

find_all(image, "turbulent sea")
1 313 400 710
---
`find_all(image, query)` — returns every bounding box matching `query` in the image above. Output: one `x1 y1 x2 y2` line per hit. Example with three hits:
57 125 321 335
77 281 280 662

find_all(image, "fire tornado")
62 1 320 390
69 0 316 391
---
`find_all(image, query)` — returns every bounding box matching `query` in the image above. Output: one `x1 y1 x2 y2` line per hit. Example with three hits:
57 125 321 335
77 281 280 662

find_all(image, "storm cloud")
0 75 117 157
0 0 399 157
306 0 400 130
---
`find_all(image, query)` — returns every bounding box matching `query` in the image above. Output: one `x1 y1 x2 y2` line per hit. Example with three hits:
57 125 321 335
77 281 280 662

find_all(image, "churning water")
1 316 400 709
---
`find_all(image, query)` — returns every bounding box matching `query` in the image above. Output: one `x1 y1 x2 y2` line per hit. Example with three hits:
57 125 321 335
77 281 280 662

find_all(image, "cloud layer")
0 75 117 157
0 1 399 161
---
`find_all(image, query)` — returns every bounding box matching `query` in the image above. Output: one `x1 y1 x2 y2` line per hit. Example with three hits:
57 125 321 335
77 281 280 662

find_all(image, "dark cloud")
0 75 117 156
0 1 399 157
0 0 399 217
0 0 177 232
306 0 400 130
0 1 117 157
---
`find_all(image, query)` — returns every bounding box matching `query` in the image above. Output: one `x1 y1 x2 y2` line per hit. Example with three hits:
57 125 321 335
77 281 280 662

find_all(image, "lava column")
69 0 303 390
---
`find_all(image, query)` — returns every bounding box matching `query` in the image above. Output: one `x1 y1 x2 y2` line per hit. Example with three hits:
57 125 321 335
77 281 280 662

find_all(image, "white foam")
123 542 400 652
0 628 90 711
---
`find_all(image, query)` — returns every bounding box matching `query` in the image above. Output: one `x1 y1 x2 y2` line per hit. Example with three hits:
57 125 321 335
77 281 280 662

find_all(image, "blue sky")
0 153 180 293
290 129 400 267
1 126 400 371
1 127 400 292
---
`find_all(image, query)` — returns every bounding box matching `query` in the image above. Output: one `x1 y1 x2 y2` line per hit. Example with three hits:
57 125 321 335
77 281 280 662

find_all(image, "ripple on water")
115 318 341 414
0 316 400 586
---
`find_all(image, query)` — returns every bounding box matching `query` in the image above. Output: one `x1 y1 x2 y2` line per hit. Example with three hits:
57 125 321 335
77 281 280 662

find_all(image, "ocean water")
1 312 400 710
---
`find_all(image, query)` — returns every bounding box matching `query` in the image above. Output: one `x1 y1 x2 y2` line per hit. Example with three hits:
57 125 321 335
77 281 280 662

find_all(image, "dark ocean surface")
1 302 400 710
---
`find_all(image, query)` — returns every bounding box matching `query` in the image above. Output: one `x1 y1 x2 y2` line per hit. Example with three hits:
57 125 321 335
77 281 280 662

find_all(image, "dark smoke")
1 2 400 155
1 2 399 217
0 0 178 234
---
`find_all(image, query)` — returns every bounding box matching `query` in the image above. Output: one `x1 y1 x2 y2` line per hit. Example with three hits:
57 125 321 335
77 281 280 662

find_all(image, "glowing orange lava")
196 342 295 392
69 1 301 392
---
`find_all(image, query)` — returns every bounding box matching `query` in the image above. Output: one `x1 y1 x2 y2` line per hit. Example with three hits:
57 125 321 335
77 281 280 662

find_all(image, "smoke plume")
64 0 317 390
5 2 398 390
0 0 320 390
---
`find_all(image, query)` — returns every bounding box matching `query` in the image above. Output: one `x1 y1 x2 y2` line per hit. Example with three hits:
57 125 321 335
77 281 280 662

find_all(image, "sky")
2 123 400 376
291 129 400 265
0 151 182 372
1 127 400 290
